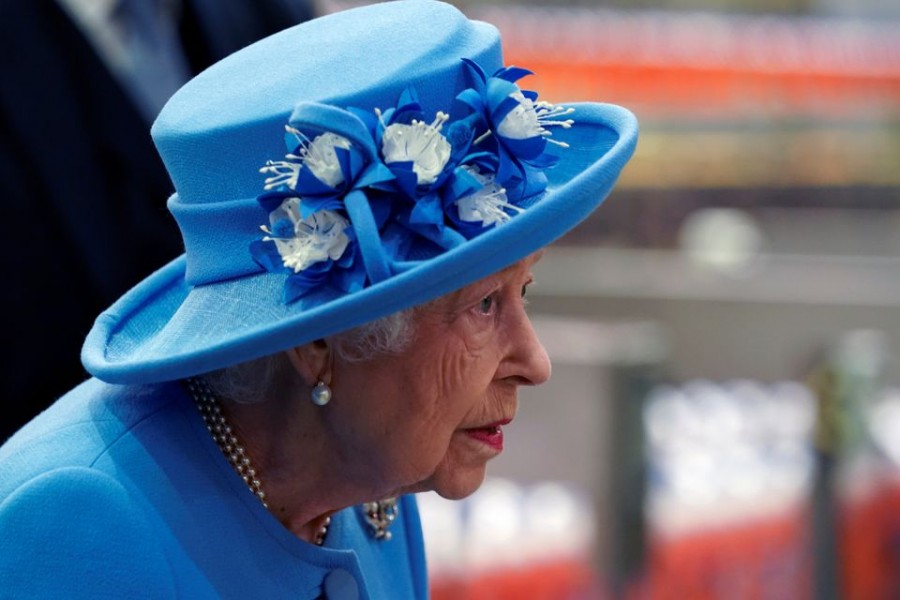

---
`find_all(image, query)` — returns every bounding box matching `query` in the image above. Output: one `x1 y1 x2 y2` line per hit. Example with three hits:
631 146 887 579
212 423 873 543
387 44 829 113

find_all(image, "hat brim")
82 103 637 384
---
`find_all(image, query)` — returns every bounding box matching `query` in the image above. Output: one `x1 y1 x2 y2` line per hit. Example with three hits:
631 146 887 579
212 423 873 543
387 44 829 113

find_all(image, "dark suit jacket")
0 0 314 441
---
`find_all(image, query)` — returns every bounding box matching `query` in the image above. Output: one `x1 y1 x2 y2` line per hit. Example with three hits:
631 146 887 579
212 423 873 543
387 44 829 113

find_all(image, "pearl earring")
311 381 332 406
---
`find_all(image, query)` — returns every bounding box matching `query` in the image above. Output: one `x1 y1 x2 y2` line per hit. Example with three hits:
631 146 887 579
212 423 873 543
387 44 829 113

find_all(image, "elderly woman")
0 1 636 598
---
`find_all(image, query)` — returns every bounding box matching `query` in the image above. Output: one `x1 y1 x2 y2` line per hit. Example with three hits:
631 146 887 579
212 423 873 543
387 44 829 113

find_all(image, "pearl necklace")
185 377 330 546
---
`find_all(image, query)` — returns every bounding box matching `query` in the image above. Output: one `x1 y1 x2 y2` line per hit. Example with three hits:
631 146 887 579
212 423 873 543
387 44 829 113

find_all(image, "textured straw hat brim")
81 1 638 384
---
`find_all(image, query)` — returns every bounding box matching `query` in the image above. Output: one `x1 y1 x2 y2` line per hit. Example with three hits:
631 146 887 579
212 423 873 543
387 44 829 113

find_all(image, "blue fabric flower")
250 61 569 304
259 110 395 219
250 199 367 303
441 151 525 239
456 59 574 201
252 105 396 301
353 87 474 244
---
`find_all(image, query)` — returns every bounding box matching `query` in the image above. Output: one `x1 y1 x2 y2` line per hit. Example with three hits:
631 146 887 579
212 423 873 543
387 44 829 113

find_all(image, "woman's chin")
431 467 488 501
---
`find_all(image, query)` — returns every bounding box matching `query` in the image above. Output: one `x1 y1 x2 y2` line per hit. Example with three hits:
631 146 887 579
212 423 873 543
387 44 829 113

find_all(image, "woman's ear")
284 339 332 386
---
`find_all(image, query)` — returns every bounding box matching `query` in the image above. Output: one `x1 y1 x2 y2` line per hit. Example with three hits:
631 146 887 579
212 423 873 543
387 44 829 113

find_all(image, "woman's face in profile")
328 253 551 500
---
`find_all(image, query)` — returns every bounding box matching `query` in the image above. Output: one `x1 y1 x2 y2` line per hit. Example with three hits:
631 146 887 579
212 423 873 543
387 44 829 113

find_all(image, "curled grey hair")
203 308 417 404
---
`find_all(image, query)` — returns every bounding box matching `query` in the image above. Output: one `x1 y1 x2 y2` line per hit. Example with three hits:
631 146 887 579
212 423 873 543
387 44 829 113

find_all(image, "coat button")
323 568 359 600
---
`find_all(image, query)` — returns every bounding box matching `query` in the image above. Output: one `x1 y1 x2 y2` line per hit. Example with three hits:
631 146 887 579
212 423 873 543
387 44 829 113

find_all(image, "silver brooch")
362 498 399 541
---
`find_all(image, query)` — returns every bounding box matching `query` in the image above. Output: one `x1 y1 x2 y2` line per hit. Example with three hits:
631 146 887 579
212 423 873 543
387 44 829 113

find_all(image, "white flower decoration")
260 129 353 190
496 91 575 147
261 198 350 272
455 166 523 228
299 131 353 188
381 112 451 185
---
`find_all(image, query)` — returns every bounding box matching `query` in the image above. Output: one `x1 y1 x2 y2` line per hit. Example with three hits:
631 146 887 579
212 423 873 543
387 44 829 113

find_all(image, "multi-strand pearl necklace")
185 377 331 546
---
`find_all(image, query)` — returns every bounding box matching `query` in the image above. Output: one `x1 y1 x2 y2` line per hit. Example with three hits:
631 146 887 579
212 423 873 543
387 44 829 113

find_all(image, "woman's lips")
463 420 510 451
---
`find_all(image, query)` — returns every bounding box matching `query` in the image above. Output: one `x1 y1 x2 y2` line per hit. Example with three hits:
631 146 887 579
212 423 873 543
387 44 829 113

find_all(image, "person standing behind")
0 0 315 442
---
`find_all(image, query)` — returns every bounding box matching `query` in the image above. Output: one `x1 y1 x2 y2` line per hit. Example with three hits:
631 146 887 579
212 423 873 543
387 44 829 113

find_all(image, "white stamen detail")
381 112 452 185
472 130 493 146
455 166 523 228
261 198 350 272
260 158 301 191
297 130 352 188
261 127 352 191
496 92 574 146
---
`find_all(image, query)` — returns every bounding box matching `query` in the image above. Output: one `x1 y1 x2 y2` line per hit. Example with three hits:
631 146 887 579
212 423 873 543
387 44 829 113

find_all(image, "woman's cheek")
444 337 489 393
457 316 495 357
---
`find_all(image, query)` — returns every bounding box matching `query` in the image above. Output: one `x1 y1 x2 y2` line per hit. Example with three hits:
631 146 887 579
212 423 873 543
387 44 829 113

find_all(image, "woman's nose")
503 308 552 386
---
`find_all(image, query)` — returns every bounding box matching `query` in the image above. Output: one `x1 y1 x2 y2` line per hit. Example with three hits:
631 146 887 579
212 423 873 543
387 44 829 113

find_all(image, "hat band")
168 195 265 285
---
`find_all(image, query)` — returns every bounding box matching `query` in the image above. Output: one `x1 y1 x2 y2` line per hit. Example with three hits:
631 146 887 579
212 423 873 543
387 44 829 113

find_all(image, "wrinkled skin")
327 252 551 500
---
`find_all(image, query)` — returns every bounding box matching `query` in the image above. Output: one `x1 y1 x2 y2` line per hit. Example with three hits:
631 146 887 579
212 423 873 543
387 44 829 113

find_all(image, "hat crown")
151 1 502 206
80 0 637 384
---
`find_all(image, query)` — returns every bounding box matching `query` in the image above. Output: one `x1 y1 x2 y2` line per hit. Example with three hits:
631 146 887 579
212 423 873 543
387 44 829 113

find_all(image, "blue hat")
82 0 638 384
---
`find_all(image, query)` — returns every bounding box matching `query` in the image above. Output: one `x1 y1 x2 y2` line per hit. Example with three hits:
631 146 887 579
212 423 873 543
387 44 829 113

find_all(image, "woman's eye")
478 295 494 315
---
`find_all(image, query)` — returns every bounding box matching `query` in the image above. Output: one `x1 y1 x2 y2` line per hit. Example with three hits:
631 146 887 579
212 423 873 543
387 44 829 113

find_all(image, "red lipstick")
463 419 510 451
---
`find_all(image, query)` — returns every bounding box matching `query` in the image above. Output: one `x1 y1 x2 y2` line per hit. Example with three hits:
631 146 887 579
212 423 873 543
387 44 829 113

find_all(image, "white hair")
202 308 417 404
331 309 416 363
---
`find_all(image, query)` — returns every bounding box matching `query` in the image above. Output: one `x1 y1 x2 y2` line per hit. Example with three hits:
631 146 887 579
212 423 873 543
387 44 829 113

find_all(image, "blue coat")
0 379 429 599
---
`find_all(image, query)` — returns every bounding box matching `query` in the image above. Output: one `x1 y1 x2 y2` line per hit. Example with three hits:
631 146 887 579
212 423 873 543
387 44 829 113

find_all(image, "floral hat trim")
249 59 574 304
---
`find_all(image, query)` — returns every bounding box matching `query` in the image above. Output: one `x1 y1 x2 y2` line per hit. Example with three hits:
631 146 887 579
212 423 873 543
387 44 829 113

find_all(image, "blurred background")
3 0 898 597
382 0 899 598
